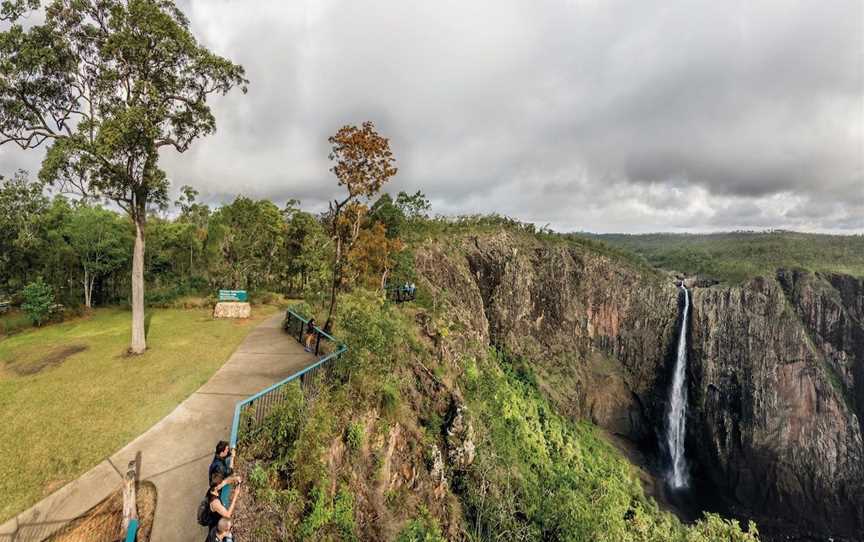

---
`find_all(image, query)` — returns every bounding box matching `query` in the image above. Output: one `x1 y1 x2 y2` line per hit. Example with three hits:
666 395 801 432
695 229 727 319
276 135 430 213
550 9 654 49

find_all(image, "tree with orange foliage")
346 222 404 290
325 121 398 328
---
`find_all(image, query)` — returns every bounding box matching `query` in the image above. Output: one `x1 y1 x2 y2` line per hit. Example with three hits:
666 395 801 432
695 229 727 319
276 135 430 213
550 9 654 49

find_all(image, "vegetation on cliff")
232 223 760 541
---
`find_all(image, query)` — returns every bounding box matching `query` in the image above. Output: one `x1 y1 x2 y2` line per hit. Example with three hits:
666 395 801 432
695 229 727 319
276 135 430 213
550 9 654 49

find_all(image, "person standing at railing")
304 317 317 353
209 441 235 484
207 474 242 526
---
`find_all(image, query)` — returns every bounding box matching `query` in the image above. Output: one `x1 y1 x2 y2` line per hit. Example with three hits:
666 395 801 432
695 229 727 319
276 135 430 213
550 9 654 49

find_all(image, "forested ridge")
596 232 864 284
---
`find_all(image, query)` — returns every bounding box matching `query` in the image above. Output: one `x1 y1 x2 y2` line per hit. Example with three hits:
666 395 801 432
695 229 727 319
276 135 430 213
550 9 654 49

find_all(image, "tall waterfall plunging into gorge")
665 284 690 489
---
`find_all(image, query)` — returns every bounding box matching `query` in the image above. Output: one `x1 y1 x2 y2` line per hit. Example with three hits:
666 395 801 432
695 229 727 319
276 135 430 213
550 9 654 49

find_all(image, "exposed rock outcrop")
415 232 680 445
689 273 864 539
213 301 251 318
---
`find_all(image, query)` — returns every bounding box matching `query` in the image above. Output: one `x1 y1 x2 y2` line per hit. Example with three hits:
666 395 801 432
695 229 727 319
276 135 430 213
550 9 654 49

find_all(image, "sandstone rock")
445 401 476 469
213 301 251 319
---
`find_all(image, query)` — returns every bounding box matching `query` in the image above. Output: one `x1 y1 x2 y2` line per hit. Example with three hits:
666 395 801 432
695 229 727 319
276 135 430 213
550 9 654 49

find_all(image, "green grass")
595 231 864 284
0 305 277 522
0 309 35 336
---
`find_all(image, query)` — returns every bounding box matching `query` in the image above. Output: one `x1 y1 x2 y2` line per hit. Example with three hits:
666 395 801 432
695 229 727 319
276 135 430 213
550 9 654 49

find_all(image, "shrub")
248 463 270 495
396 508 446 542
345 421 364 453
300 484 357 541
379 381 400 418
239 383 306 472
21 279 55 326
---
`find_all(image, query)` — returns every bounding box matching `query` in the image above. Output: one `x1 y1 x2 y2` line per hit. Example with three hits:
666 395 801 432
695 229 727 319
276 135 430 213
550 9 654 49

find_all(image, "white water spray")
665 284 690 489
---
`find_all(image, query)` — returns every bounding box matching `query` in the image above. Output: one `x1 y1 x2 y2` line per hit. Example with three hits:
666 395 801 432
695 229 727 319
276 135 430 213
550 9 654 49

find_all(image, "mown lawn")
0 305 278 522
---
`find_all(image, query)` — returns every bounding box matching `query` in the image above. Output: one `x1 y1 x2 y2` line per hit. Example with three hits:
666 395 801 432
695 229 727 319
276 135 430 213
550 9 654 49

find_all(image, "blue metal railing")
124 519 138 542
220 309 346 506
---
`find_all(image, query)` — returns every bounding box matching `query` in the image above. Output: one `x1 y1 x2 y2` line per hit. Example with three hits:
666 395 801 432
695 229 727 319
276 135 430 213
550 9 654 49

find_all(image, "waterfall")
665 283 690 490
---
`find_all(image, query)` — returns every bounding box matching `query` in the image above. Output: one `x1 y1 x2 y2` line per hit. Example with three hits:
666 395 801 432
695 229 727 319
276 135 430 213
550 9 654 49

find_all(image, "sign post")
214 289 251 318
218 289 248 302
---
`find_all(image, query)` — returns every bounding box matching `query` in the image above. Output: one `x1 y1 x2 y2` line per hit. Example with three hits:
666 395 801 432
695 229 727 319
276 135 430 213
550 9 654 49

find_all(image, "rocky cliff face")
689 272 864 539
416 232 864 540
416 232 680 444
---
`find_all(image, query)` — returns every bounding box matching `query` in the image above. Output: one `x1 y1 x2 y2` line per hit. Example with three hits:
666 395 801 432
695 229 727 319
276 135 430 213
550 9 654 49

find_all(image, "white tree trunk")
83 269 91 309
130 219 147 354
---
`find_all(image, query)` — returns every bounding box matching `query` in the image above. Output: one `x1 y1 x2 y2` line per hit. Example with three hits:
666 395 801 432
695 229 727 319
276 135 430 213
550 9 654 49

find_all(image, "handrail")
124 518 138 542
220 309 346 506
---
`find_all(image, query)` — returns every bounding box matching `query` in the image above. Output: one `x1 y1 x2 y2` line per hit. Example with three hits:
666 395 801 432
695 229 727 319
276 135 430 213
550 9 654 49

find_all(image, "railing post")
314 331 321 356
297 316 303 343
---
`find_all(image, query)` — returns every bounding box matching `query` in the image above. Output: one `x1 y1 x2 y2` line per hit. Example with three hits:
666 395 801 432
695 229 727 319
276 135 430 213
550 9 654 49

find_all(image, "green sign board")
218 289 248 302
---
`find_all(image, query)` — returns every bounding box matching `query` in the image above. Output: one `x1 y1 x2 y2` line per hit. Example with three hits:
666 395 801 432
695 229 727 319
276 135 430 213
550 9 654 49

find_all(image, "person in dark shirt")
208 441 235 485
205 518 234 542
304 318 317 352
207 474 242 526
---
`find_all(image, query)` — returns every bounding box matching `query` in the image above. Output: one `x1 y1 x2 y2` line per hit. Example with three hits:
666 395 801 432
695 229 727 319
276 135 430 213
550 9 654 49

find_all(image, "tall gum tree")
324 121 397 329
0 0 247 353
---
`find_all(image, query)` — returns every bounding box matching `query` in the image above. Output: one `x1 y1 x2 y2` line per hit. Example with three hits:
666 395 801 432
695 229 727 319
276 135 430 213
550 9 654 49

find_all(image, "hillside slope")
232 229 757 541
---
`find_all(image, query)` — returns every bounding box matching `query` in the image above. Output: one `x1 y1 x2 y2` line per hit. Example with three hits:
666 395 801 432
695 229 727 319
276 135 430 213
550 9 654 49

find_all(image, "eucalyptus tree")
324 121 398 328
0 0 247 353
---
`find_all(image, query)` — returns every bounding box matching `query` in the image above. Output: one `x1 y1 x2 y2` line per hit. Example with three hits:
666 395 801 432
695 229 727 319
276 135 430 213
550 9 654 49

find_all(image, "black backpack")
197 497 215 526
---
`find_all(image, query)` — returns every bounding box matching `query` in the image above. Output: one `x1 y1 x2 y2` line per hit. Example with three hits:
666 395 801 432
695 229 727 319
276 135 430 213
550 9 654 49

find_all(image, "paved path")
0 313 313 542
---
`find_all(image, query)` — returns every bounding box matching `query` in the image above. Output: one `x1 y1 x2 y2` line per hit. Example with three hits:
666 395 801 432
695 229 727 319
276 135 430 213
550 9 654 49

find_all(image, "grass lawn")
0 305 278 522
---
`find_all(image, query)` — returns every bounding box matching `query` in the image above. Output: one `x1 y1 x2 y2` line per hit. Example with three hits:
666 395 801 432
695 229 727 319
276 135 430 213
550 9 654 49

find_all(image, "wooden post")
121 457 139 539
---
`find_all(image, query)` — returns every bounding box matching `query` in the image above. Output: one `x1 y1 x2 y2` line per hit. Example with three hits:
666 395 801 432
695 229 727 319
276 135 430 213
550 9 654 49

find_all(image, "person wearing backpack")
206 518 234 542
198 473 242 528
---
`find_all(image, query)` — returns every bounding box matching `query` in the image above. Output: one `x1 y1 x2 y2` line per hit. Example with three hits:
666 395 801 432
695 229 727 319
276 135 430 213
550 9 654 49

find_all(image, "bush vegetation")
597 231 864 284
237 282 759 541
21 279 55 326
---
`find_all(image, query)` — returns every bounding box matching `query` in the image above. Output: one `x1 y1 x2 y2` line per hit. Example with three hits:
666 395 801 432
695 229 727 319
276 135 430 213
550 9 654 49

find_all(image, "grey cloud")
1 0 860 232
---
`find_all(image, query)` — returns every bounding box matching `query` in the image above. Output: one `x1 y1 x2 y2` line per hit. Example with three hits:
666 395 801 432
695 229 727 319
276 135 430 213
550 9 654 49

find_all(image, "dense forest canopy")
596 232 864 284
0 168 427 314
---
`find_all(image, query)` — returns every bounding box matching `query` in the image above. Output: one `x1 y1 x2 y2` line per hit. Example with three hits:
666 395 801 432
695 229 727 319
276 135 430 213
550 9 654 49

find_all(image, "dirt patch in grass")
10 344 88 376
43 481 156 542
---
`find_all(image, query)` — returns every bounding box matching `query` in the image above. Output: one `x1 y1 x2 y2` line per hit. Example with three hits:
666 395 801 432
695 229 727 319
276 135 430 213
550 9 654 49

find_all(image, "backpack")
197 497 215 527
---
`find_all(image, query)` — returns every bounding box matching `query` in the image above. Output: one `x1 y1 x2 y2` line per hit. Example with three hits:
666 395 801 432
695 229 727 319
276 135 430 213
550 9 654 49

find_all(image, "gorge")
414 231 864 541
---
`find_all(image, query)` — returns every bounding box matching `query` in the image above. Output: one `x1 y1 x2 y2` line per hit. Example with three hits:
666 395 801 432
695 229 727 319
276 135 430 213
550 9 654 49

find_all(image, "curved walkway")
0 313 313 542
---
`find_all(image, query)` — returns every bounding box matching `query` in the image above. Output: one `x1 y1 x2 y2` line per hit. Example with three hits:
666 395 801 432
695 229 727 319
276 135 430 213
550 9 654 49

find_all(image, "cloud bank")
1 0 861 232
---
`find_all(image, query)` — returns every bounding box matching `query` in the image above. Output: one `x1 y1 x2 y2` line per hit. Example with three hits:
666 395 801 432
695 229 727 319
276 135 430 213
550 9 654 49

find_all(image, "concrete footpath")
0 313 314 542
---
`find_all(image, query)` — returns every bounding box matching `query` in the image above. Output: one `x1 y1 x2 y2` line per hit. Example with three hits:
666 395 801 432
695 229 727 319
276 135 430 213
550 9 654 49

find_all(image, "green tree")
21 278 54 326
0 171 49 291
283 207 329 296
208 197 284 290
65 205 130 308
324 121 398 328
0 0 247 353
395 190 431 221
174 185 210 275
369 193 405 238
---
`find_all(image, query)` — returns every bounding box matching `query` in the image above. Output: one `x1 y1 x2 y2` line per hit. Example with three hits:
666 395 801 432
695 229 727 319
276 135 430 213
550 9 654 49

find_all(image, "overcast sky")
1 0 862 233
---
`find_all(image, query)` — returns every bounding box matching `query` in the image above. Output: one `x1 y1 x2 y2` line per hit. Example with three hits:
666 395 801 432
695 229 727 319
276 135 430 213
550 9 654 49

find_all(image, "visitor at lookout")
206 518 235 542
304 317 317 352
207 473 242 525
209 441 234 485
